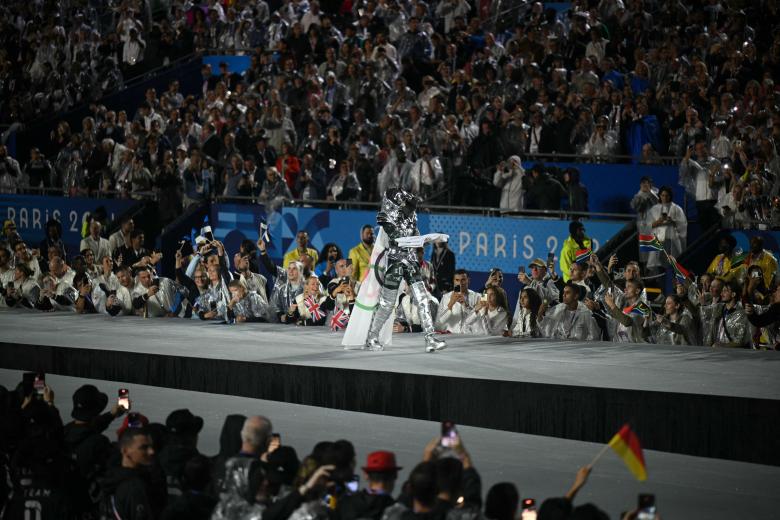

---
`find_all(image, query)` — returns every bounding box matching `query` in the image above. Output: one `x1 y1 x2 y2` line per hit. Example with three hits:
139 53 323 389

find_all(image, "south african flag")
670 258 692 283
638 234 665 252
623 301 651 318
575 248 592 264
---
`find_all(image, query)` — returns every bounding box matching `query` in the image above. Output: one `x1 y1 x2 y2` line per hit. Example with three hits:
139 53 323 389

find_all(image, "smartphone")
637 494 656 520
547 252 555 268
118 388 130 410
33 373 45 397
521 498 537 520
346 474 360 493
453 284 461 293
518 265 525 274
22 372 36 396
751 270 761 278
480 293 488 302
440 420 459 448
152 278 161 287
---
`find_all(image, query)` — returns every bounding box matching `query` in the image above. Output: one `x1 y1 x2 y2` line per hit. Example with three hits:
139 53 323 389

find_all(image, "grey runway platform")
1 310 779 466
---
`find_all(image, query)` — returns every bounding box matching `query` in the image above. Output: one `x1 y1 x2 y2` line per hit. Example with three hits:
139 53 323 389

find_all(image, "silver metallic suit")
366 189 446 353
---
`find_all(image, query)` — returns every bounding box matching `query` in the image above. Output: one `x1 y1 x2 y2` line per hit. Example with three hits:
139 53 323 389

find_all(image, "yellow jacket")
706 254 741 282
283 247 319 268
744 250 778 288
348 242 373 282
560 236 592 282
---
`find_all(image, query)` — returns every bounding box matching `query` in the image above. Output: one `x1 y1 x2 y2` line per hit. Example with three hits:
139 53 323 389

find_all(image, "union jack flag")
330 308 350 331
305 296 325 321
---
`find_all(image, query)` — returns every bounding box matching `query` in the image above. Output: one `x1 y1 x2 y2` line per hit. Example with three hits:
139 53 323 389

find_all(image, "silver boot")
365 285 399 351
410 281 446 353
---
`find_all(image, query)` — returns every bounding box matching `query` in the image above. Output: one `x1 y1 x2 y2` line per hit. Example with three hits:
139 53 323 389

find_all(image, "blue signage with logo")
1 195 137 252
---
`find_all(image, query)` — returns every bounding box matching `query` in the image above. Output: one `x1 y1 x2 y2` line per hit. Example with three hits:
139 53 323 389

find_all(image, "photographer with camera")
492 155 524 212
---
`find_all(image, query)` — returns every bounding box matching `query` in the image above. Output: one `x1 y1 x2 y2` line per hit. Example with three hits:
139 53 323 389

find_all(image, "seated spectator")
745 285 780 350
653 294 696 346
510 288 543 338
101 265 135 316
132 268 184 318
234 252 269 304
226 279 270 323
465 286 510 336
603 280 651 343
293 275 328 326
11 240 42 281
539 282 600 341
3 263 40 309
73 272 99 314
436 270 481 333
717 182 748 229
315 243 344 284
701 280 751 348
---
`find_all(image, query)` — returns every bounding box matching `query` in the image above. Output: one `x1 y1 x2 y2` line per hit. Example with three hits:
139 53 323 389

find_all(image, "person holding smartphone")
647 186 687 269
436 269 481 334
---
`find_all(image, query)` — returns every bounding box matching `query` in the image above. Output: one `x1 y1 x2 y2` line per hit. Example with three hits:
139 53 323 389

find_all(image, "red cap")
362 451 402 473
116 412 150 439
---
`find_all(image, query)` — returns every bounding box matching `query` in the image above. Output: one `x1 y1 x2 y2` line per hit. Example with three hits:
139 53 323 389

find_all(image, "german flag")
608 424 647 481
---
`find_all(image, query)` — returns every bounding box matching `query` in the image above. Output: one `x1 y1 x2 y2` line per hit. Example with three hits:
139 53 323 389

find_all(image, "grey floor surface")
1 368 778 520
1 311 780 399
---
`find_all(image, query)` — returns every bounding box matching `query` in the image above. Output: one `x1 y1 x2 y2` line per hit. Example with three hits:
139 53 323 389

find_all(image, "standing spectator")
630 176 659 244
562 168 588 212
647 186 687 269
493 156 524 212
679 140 721 232
100 427 165 520
430 238 456 297
79 220 111 261
259 167 293 213
159 409 204 498
559 221 591 283
348 225 375 283
283 231 320 268
524 164 566 211
337 451 399 520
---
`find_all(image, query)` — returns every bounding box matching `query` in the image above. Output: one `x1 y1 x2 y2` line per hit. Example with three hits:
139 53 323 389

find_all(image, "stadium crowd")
0 211 778 349
0 376 655 520
0 0 779 217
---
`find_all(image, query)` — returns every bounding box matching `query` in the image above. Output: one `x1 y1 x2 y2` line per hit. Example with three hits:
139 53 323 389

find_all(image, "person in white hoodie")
493 155 524 212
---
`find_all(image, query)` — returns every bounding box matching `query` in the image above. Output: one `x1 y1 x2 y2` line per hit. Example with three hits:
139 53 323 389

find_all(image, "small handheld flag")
330 308 350 331
670 258 691 283
638 234 664 252
622 301 651 318
607 424 647 481
304 297 325 321
575 248 592 264
729 251 747 269
259 220 271 244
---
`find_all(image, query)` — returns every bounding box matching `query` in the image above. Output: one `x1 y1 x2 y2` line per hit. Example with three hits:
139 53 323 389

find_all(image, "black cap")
71 384 108 421
166 409 204 435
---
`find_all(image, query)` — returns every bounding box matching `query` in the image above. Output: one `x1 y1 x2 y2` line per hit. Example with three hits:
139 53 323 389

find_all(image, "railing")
13 187 159 201
214 194 637 221
521 152 682 166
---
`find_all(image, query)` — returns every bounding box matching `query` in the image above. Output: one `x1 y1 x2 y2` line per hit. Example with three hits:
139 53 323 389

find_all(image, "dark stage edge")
1 311 779 466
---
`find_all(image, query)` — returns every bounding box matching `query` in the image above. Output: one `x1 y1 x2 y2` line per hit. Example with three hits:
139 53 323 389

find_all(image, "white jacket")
435 290 481 333
493 165 524 211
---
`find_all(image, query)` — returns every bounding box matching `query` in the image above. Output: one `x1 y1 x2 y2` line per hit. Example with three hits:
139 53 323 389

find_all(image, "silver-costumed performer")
342 188 447 353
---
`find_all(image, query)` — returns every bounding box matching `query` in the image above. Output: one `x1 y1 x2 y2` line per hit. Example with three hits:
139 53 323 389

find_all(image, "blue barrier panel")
208 203 268 258
0 195 137 254
276 207 626 274
521 161 681 214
